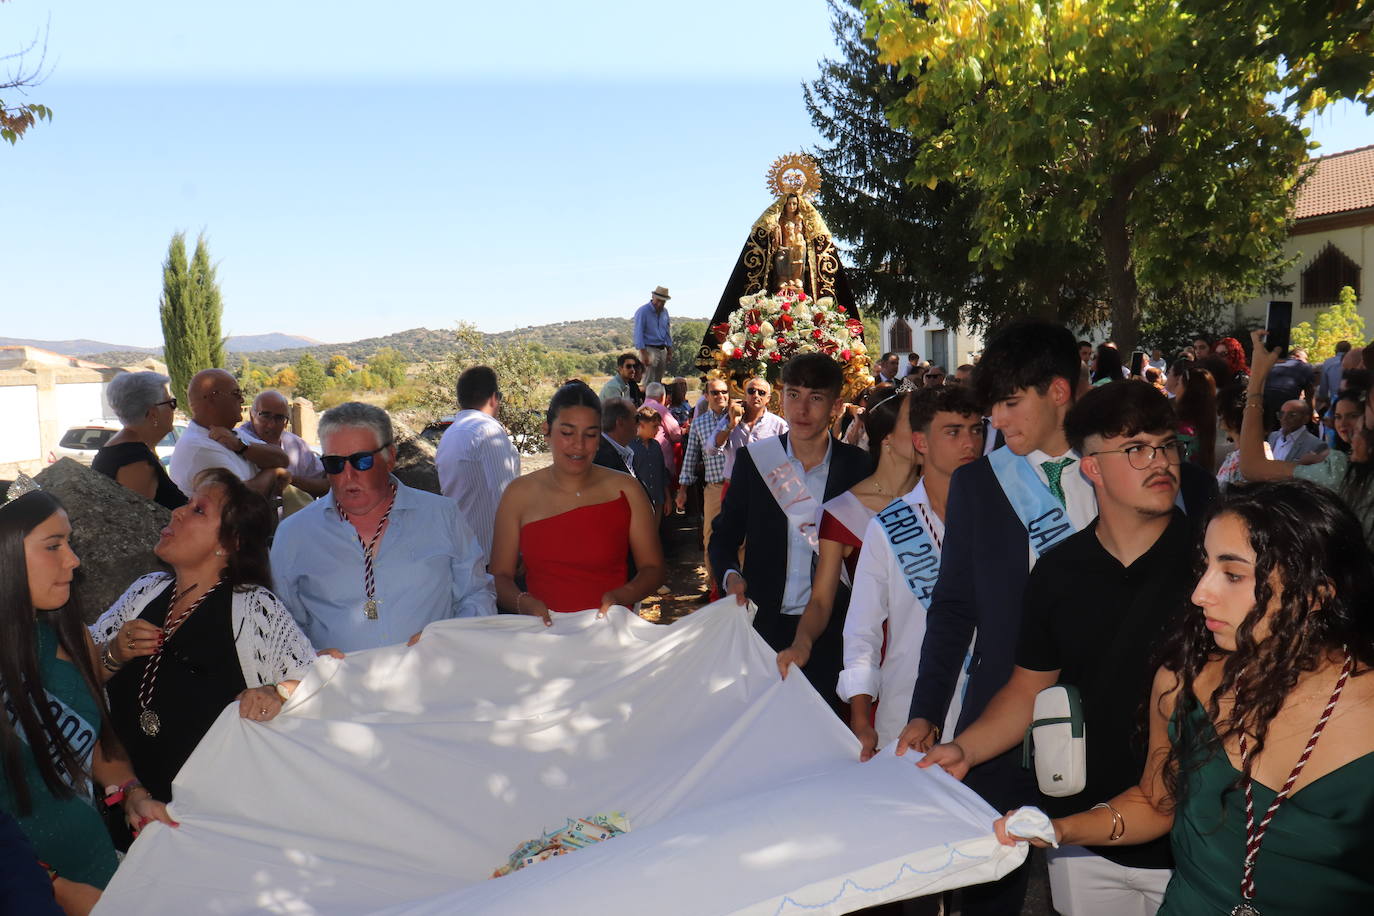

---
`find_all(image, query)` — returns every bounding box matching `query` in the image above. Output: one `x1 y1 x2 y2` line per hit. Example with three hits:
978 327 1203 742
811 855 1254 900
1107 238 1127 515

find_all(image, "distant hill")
58 318 713 370
0 337 158 356
224 333 321 353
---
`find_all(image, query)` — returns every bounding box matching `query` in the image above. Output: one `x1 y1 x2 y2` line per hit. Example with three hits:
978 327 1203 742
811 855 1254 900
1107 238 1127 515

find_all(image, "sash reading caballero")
875 497 941 604
748 436 822 554
987 446 1078 556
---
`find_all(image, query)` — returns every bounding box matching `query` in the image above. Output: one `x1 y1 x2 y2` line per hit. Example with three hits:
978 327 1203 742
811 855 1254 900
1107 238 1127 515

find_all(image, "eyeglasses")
321 442 392 475
707 388 730 396
155 398 178 410
255 411 290 423
1087 442 1186 470
745 387 768 396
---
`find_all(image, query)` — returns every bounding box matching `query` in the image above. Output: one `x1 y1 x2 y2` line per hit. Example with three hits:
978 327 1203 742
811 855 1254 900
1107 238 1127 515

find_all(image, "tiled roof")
1294 144 1374 220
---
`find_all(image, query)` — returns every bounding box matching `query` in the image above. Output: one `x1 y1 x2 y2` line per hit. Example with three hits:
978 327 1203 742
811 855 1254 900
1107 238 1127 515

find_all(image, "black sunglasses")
155 398 178 410
321 442 392 475
745 387 768 395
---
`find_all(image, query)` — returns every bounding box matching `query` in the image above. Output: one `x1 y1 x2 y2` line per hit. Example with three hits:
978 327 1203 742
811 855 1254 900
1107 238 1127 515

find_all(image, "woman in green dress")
0 479 176 912
995 479 1374 915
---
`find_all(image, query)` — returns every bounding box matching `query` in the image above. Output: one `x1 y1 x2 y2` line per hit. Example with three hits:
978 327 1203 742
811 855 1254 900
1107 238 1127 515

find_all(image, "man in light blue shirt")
271 402 496 653
633 286 673 384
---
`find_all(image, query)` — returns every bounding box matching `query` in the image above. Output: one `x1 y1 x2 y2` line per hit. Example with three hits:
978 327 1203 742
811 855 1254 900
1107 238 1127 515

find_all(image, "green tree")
367 347 408 388
1185 0 1374 113
863 0 1308 351
293 353 327 403
419 324 557 453
235 355 264 400
159 232 226 400
668 320 707 377
325 354 354 379
1291 286 1367 361
807 0 1105 331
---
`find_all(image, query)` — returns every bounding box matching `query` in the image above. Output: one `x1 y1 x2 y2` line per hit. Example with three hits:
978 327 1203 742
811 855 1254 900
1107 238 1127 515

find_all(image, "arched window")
1301 243 1361 308
888 320 913 353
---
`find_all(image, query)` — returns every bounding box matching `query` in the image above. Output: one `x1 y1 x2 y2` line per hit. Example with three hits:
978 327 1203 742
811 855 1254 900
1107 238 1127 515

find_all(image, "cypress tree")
159 232 225 400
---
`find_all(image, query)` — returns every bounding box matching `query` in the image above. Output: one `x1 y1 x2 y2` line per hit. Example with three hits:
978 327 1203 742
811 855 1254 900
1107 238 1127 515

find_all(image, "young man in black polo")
920 380 1199 915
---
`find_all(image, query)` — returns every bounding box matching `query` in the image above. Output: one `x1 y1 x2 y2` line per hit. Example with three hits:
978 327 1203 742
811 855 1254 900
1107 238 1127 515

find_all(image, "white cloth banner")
96 599 1024 915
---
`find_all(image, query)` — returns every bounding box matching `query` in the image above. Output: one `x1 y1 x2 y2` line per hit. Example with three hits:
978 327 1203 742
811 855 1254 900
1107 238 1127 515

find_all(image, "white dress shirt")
839 480 948 748
780 436 832 616
723 410 789 478
168 420 258 497
436 409 521 564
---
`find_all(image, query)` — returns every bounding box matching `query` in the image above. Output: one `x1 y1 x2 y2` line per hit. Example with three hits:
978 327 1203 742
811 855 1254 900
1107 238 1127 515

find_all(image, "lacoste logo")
1052 774 1063 781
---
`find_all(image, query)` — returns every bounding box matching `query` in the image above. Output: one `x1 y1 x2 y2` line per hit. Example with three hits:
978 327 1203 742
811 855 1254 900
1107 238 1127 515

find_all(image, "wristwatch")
234 439 249 455
274 682 292 702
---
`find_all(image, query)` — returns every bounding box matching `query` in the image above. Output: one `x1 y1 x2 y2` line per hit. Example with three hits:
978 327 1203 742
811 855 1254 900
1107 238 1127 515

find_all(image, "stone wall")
34 459 170 623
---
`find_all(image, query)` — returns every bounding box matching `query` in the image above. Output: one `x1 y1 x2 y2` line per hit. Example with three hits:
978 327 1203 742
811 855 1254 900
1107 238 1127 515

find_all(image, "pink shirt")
641 397 682 472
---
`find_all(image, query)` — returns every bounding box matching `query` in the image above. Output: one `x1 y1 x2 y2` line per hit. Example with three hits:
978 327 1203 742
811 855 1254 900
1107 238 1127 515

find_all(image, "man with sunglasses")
271 402 496 654
599 353 644 406
169 369 290 499
721 378 787 479
236 390 330 498
918 381 1212 915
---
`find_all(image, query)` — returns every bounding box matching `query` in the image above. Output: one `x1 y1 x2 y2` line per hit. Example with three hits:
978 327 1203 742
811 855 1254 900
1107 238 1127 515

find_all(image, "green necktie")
1041 457 1075 508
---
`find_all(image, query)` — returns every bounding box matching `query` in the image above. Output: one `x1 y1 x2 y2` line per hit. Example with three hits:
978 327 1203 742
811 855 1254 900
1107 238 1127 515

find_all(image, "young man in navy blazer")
709 353 870 716
893 321 1214 915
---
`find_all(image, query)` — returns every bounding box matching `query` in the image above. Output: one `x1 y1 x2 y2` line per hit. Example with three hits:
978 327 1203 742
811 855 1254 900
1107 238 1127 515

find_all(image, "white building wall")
1243 222 1371 328
0 385 40 464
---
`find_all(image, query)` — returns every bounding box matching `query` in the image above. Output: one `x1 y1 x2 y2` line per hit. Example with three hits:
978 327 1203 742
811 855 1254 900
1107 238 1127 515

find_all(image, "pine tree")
159 232 226 401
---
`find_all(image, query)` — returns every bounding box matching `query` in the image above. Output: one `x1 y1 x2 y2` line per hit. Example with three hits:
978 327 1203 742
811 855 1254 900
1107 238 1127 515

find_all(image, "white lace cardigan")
90 573 316 687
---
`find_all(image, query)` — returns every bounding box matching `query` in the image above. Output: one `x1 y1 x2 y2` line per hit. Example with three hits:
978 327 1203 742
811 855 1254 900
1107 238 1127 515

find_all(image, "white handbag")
1021 685 1087 797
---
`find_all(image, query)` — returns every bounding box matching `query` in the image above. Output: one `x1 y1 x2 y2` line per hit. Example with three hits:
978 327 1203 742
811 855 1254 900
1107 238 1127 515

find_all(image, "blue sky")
2 1 1370 348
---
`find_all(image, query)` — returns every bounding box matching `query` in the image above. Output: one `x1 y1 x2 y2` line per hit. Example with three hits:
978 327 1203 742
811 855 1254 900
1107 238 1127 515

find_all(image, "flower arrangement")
709 290 871 398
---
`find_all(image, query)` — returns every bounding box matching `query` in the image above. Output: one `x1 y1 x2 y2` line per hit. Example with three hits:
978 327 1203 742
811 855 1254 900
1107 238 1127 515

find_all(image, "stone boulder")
391 420 441 494
33 459 170 623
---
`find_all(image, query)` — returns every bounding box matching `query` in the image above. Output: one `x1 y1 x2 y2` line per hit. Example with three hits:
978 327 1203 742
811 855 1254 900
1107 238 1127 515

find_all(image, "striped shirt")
678 408 732 486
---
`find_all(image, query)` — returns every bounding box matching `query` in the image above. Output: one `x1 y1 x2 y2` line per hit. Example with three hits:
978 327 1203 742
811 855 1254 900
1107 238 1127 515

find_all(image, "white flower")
759 321 774 336
851 340 867 355
721 341 736 356
762 337 777 350
738 295 757 308
817 297 835 308
731 333 746 346
801 343 817 353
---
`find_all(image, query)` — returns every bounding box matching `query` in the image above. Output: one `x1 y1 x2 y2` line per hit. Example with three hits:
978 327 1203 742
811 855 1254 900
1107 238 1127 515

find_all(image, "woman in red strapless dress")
490 383 665 619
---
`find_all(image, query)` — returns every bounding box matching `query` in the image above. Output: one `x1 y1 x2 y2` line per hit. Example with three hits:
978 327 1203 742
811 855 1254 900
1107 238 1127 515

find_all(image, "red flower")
841 349 853 361
798 292 808 301
781 315 794 329
812 328 823 340
838 305 846 313
768 351 782 362
813 313 826 326
712 322 731 343
780 303 791 312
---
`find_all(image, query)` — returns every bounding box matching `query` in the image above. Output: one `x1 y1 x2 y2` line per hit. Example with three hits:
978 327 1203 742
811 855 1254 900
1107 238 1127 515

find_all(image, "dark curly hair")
1158 480 1374 809
972 319 1081 408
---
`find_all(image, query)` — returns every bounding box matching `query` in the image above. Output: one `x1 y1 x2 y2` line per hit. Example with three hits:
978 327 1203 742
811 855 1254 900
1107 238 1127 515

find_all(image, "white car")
50 421 187 467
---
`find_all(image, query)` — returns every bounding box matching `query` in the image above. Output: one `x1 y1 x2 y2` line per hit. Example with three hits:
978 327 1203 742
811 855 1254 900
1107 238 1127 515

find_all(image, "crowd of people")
2 312 1372 915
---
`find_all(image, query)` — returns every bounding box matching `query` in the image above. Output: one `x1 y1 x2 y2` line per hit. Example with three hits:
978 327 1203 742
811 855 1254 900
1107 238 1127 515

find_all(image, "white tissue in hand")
1005 807 1058 848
